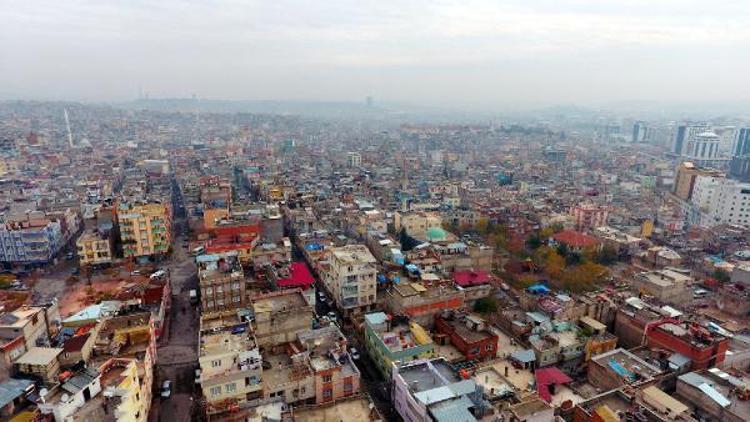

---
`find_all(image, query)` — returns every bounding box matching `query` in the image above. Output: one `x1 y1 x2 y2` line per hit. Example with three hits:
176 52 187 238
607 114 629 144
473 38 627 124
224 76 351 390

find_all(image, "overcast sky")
2 0 749 110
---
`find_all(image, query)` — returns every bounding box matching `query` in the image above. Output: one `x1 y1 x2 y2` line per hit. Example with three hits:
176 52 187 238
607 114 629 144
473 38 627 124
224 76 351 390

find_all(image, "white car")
161 380 172 398
194 369 201 384
349 347 360 360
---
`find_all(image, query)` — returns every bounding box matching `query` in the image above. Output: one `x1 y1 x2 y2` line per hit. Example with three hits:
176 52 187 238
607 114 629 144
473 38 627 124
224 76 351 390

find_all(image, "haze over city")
3 0 750 110
2 2 750 422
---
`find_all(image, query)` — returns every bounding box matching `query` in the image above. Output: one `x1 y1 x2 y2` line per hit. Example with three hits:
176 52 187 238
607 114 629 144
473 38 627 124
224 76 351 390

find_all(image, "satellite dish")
61 393 70 403
39 388 48 397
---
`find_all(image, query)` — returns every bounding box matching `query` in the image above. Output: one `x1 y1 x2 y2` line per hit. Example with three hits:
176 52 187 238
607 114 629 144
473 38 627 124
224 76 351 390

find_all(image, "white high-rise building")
684 131 723 167
691 174 750 227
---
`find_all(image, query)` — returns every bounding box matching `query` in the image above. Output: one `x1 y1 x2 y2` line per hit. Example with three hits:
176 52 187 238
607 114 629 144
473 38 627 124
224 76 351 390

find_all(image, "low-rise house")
434 312 498 362
298 325 361 404
14 347 62 384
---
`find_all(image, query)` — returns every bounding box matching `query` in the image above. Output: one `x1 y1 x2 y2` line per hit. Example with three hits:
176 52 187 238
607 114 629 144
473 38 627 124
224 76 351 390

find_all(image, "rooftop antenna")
64 108 73 148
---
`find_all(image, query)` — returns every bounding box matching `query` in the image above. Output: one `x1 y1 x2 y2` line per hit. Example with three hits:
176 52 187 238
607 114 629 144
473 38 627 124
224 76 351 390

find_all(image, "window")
225 383 236 393
233 296 241 302
232 282 241 290
211 360 222 367
323 388 333 398
210 386 222 396
322 375 332 383
485 344 493 351
205 287 213 294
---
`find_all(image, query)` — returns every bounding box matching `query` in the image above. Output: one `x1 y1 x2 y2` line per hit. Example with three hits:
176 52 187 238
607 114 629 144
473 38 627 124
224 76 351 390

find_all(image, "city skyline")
3 0 750 110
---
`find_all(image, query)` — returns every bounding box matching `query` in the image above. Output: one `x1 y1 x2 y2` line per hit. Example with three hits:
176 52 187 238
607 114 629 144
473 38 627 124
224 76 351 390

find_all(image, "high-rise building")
684 131 722 167
729 128 750 182
672 123 709 156
632 121 648 143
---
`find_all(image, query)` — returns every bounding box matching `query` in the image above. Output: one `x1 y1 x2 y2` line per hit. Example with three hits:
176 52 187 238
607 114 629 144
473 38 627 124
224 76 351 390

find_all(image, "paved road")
150 223 200 422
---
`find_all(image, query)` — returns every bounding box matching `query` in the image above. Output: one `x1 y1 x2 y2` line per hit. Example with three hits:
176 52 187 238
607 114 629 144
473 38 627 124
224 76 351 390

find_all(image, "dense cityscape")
0 99 746 422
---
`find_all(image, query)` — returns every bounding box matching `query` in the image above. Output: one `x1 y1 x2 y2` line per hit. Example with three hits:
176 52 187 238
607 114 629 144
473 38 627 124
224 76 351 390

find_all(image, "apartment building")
364 312 434 379
197 252 246 313
198 312 262 415
251 289 313 350
323 245 378 317
298 326 361 404
76 229 114 266
116 201 172 259
0 215 63 265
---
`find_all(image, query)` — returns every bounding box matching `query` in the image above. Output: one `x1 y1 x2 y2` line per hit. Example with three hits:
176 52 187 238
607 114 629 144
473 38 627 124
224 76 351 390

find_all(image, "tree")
596 246 618 265
474 297 498 315
526 234 543 250
544 250 566 279
713 269 731 283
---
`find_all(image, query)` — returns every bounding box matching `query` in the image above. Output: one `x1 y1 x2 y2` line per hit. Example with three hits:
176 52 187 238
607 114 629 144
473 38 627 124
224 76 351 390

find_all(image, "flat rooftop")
293 397 376 421
398 359 459 393
253 290 307 313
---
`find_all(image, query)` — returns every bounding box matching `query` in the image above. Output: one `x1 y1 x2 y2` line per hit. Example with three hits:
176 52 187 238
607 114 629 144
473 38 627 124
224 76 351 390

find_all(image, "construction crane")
63 108 73 148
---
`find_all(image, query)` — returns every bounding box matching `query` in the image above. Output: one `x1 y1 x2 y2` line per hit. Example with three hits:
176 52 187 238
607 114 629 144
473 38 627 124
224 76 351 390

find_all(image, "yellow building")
394 211 443 238
117 202 172 259
76 230 113 265
199 312 263 415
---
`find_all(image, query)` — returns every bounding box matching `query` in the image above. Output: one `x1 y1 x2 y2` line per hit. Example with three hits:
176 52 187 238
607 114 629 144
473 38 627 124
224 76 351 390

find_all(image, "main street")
149 217 201 422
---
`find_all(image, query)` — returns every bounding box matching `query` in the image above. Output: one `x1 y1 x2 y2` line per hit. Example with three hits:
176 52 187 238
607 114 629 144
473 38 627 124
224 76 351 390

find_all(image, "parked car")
194 369 201 384
327 311 337 320
161 380 172 398
349 347 360 360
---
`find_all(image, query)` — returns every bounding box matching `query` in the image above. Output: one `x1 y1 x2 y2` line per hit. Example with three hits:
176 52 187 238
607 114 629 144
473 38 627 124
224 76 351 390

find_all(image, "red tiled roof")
453 270 492 287
552 230 599 248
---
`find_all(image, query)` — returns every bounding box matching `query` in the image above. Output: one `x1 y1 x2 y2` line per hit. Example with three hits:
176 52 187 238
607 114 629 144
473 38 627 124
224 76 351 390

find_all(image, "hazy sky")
2 0 750 109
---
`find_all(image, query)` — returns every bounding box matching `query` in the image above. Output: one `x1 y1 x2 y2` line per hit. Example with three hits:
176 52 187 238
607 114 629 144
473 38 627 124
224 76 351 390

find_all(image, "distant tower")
63 108 73 148
366 96 374 108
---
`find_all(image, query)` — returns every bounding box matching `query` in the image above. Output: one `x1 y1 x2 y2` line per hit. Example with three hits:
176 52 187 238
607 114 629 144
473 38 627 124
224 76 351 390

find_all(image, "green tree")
474 297 498 314
596 246 618 265
713 269 731 283
526 234 543 250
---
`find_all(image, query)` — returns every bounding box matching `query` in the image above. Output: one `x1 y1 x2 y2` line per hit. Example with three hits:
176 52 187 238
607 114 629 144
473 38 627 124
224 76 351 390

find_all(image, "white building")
324 245 377 317
691 175 750 227
346 152 361 168
684 131 723 167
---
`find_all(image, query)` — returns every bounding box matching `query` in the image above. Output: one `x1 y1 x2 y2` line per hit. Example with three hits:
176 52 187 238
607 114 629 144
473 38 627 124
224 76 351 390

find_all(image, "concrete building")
323 245 377 317
673 161 722 201
382 281 464 329
693 176 750 227
503 398 555 422
587 348 663 391
434 312 497 362
646 320 729 370
394 211 442 239
76 229 114 266
571 203 609 232
346 152 362 168
631 269 693 305
198 312 262 415
391 357 488 422
116 201 172 259
298 325 361 404
14 346 62 384
0 215 63 265
684 131 723 167
251 289 313 350
676 371 750 422
197 252 245 313
364 312 434 378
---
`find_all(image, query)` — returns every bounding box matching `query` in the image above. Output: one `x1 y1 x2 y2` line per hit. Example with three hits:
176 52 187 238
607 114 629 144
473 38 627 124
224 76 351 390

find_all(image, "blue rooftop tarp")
305 243 323 251
527 284 550 295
